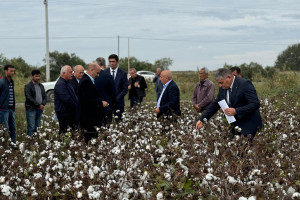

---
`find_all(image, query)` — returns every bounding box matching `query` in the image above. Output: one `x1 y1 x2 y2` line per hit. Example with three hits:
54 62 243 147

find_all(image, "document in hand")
218 99 236 124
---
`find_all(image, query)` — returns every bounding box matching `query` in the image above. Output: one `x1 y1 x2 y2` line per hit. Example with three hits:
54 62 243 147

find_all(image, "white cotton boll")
282 134 288 140
251 169 261 176
164 173 171 181
227 176 237 184
156 192 164 200
248 196 256 200
1 184 13 197
288 187 296 194
205 173 214 181
0 176 5 183
91 139 96 145
92 166 100 174
238 197 248 200
19 142 25 153
292 192 300 198
77 191 82 198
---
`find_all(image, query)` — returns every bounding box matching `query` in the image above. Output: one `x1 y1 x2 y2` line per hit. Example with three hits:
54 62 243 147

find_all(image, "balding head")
160 70 172 85
86 63 101 79
73 65 84 80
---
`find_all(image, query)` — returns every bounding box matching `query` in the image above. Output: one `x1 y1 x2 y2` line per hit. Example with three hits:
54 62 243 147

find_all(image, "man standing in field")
0 64 17 144
153 68 163 101
69 65 85 96
24 70 47 136
54 65 78 134
104 54 128 121
192 67 215 113
196 68 262 141
154 70 181 119
128 68 147 108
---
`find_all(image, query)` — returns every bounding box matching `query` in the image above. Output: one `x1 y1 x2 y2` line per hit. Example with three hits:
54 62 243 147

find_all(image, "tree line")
1 43 300 81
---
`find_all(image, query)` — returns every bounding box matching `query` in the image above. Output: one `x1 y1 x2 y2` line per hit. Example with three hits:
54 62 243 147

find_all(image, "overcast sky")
0 0 299 71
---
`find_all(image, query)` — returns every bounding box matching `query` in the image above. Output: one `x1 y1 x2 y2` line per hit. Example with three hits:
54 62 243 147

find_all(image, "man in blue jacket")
196 68 262 141
54 65 78 134
104 54 128 121
154 70 181 119
0 64 16 144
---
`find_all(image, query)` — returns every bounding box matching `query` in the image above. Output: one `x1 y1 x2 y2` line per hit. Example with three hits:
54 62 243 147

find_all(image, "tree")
119 57 154 72
275 43 300 71
154 57 173 70
42 51 86 81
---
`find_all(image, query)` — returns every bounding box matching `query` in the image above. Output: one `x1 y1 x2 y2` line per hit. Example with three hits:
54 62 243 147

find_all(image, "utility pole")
44 0 50 81
128 37 130 74
118 35 120 58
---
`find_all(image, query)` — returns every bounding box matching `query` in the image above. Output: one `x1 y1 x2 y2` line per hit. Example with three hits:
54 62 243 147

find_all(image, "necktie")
227 88 232 107
112 70 115 80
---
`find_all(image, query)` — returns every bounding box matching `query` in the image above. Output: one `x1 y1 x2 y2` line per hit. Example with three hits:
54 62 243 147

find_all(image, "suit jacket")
104 68 128 108
54 77 77 118
157 80 181 118
128 74 147 99
69 75 79 96
24 81 47 110
200 77 262 135
78 73 102 127
94 70 116 112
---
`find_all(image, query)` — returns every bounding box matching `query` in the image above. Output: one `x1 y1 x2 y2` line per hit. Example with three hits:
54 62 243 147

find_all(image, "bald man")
78 63 108 143
154 70 181 118
70 65 84 96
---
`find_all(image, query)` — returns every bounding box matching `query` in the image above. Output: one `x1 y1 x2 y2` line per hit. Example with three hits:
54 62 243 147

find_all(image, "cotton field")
0 97 300 199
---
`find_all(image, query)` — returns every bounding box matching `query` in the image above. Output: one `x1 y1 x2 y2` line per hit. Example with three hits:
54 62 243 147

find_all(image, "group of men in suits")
54 55 262 143
54 54 128 143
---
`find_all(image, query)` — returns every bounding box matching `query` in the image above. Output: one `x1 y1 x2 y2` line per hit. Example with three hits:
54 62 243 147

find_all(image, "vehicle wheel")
46 90 55 103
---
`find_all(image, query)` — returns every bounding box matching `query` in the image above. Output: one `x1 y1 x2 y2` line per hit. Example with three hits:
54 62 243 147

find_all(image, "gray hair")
96 57 106 66
200 67 209 74
60 65 71 75
130 68 136 72
73 65 83 72
214 68 233 80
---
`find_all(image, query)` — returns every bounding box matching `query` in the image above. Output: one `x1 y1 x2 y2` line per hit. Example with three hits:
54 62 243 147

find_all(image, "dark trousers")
130 96 144 108
58 115 77 134
80 122 98 143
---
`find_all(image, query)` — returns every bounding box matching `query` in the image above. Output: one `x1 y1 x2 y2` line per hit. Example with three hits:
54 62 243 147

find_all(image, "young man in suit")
195 68 262 140
104 54 128 121
154 70 181 118
78 63 108 143
95 57 116 126
128 68 147 108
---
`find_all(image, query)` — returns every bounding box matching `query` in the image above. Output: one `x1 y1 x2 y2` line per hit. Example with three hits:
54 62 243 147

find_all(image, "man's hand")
128 85 131 90
154 107 160 113
39 105 44 110
193 104 201 112
134 82 139 87
195 120 203 130
102 101 109 107
224 108 236 116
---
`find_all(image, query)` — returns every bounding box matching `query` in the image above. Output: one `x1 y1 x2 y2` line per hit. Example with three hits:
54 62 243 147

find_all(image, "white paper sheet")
218 99 236 124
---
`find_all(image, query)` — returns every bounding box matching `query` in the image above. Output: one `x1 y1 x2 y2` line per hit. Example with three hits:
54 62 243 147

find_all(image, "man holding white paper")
195 68 262 139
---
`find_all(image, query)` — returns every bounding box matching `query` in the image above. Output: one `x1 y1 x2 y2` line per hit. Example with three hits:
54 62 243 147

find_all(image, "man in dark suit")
128 68 147 108
196 68 262 140
95 57 116 126
78 63 109 143
154 70 181 118
69 65 84 96
54 65 78 134
104 54 128 121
